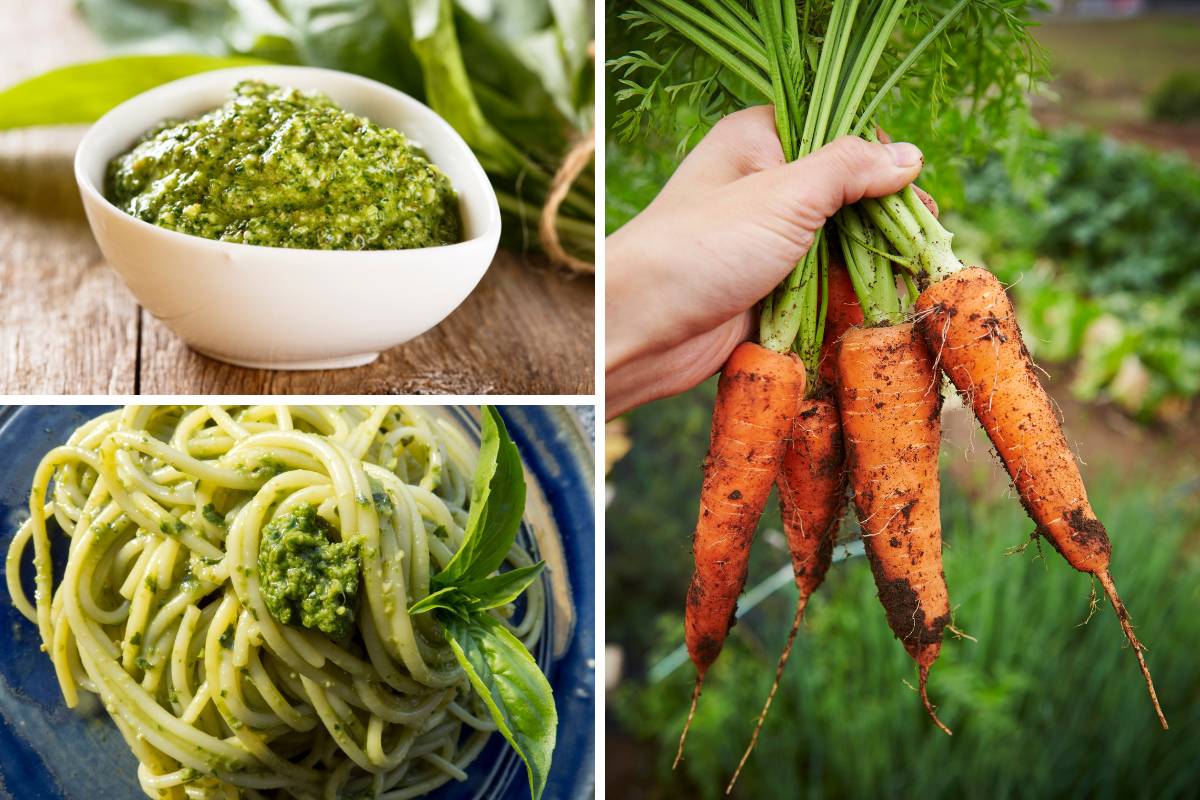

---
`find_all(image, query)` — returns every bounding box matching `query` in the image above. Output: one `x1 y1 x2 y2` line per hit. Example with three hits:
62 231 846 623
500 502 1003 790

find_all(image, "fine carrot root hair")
916 267 1167 730
837 323 953 735
726 596 809 794
727 397 847 793
678 341 807 764
919 665 952 737
674 675 705 770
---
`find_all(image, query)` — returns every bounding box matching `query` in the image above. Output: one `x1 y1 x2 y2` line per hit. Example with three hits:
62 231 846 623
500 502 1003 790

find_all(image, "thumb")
761 135 924 222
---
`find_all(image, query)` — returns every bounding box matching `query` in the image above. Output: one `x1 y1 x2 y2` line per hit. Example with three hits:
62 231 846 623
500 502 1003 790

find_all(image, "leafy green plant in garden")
1147 70 1200 124
0 0 594 263
609 414 1200 797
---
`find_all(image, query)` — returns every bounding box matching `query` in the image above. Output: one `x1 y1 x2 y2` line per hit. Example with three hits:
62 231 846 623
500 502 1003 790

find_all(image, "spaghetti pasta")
5 405 547 800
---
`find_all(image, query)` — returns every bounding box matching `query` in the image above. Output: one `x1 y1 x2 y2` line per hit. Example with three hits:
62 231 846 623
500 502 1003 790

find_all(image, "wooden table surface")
0 2 594 396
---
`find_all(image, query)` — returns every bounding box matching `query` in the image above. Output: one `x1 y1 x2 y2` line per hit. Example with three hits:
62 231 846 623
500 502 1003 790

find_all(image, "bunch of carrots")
615 0 1169 791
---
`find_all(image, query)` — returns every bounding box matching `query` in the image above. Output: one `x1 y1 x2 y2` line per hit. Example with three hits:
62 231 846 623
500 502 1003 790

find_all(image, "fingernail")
886 142 923 168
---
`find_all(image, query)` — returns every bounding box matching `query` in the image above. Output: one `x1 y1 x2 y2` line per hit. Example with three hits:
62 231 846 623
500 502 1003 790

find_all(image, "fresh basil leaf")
443 613 556 800
459 562 546 612
547 0 592 108
452 6 571 162
277 0 425 92
409 0 527 176
75 0 236 51
0 54 270 131
408 585 462 616
435 406 526 587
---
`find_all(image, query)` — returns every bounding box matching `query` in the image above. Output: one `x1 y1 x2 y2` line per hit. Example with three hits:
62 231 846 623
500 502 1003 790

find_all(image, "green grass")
608 389 1200 798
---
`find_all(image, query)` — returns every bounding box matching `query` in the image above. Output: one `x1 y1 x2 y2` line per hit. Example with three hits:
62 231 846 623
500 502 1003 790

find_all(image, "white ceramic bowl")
75 66 501 370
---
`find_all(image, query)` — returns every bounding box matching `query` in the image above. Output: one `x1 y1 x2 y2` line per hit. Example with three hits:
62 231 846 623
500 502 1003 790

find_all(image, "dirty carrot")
817 257 866 387
727 394 846 793
837 322 953 735
676 341 807 767
915 266 1168 729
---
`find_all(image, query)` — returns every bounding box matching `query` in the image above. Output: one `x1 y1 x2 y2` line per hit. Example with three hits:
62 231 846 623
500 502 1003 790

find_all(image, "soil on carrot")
1066 508 1112 553
858 492 948 658
685 581 723 668
866 561 951 655
811 443 845 480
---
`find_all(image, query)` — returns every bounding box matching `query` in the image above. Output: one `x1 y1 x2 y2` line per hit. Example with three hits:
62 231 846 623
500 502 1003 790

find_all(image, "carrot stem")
1097 569 1169 730
674 674 705 769
836 205 901 325
726 593 810 795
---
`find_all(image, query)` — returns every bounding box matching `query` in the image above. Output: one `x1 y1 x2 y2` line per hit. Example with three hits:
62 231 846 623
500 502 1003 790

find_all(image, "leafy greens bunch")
410 406 556 800
611 0 1046 372
0 0 595 265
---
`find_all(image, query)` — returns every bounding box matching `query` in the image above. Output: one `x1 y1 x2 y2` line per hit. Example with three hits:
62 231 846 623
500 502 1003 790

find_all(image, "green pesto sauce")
257 505 361 639
107 80 462 250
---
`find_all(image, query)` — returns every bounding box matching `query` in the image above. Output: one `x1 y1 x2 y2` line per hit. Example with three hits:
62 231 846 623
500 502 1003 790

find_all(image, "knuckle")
711 107 785 174
711 106 767 137
827 135 877 171
734 139 785 175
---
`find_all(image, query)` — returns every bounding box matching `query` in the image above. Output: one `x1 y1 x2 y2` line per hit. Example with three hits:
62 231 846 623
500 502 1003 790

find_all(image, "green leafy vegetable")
407 584 470 619
436 406 527 587
409 562 546 616
459 563 547 610
443 613 557 800
0 54 267 130
412 0 526 176
406 404 553 800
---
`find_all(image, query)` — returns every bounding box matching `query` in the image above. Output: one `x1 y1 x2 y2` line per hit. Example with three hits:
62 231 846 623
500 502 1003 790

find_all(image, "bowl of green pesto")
75 67 501 370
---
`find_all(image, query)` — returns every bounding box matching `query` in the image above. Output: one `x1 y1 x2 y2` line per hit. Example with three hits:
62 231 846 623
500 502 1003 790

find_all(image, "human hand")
605 106 925 418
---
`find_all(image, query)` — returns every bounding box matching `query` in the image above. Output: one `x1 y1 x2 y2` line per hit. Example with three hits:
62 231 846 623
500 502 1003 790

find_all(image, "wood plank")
0 1 134 394
138 252 595 394
0 129 139 394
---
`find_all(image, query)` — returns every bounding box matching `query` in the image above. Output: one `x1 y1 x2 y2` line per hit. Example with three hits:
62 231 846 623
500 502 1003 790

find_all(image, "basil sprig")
409 406 555 800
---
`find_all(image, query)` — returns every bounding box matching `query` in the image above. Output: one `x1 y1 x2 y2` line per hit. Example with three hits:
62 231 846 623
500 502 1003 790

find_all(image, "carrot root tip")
726 595 810 795
1097 570 1169 730
919 665 953 737
674 674 705 769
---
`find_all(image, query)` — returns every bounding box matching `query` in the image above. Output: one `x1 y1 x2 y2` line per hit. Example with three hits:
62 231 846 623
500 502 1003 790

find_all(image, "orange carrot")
676 341 807 766
837 323 953 735
779 399 846 598
817 259 865 387
727 395 846 792
915 266 1167 729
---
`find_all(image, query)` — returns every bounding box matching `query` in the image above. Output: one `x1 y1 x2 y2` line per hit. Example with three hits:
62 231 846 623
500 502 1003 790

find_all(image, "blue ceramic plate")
0 405 594 800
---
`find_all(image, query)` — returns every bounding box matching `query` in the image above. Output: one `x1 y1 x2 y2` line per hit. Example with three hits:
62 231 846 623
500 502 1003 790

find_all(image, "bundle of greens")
613 0 1043 359
0 0 595 267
